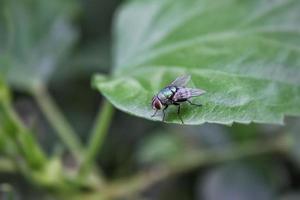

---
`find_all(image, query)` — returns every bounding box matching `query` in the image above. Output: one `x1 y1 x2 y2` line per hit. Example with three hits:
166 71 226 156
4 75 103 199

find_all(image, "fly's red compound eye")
152 98 162 110
154 100 161 109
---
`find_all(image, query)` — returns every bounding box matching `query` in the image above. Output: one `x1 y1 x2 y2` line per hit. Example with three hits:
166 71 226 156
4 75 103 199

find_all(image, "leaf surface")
0 0 78 90
94 0 300 124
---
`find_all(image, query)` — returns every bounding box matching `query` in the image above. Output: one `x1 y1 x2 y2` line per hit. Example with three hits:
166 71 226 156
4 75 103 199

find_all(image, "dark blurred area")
1 0 300 200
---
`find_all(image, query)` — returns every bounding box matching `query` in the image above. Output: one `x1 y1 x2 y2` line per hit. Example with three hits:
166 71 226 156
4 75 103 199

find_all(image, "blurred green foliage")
137 132 185 164
0 0 300 200
0 0 78 91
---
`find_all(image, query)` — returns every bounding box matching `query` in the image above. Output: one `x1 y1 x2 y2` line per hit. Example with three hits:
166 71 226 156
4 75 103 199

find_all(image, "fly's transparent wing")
173 87 206 101
169 75 191 87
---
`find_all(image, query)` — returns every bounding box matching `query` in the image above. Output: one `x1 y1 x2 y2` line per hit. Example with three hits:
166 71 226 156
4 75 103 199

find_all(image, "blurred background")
1 0 300 200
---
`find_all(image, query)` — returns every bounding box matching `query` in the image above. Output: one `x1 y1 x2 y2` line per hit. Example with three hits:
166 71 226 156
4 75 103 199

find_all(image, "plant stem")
31 84 82 158
79 100 114 177
1 102 47 170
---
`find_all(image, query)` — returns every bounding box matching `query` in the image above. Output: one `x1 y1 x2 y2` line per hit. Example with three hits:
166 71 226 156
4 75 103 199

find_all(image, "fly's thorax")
158 86 177 100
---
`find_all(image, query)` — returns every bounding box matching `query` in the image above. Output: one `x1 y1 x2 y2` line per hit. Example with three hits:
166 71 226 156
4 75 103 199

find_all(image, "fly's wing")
169 75 191 87
172 87 206 101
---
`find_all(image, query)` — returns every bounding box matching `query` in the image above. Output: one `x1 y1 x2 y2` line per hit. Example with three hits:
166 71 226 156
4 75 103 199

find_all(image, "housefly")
151 75 206 124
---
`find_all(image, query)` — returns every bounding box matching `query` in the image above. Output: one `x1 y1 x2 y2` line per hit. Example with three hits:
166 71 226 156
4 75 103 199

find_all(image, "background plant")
0 0 300 199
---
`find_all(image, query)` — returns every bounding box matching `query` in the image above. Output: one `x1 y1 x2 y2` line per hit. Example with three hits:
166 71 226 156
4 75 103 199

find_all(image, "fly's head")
152 96 163 110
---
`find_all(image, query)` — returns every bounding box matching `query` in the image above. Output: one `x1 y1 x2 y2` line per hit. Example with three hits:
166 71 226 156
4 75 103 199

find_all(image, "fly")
151 75 206 124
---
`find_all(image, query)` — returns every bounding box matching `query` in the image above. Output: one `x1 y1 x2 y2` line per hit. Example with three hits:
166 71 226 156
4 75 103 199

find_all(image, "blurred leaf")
0 0 78 91
137 132 184 164
198 164 276 200
94 0 300 125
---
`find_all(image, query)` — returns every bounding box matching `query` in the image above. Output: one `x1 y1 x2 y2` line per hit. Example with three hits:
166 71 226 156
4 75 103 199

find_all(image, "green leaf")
0 0 78 91
94 0 300 125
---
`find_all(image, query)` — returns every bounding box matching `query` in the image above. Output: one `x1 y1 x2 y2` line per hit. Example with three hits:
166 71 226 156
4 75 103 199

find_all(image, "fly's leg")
151 110 158 117
177 104 184 124
162 105 168 122
187 100 202 107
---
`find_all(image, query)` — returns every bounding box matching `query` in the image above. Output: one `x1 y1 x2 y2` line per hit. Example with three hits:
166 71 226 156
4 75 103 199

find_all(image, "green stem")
79 100 114 176
1 102 47 170
30 84 82 158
